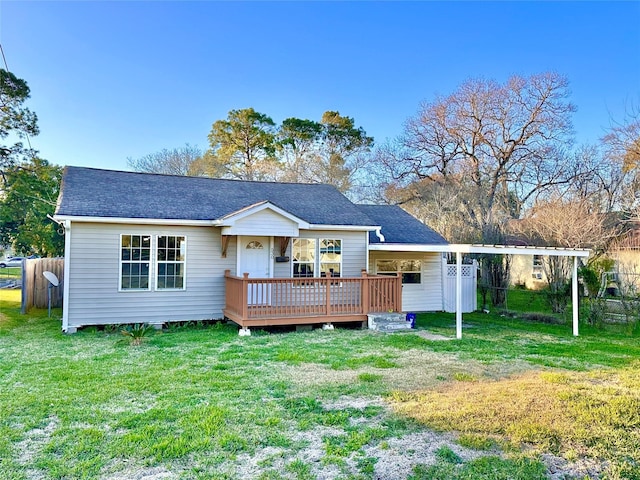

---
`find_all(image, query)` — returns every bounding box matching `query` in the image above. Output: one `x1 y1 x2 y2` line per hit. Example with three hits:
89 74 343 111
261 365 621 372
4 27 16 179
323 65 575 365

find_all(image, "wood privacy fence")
21 258 64 313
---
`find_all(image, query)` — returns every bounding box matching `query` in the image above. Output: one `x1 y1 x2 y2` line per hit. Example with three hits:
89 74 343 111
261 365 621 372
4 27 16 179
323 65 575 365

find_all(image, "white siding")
369 251 444 312
222 209 299 237
67 223 236 328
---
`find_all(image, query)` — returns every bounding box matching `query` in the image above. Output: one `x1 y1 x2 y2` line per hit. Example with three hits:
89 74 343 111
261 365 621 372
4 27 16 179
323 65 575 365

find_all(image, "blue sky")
1 1 639 171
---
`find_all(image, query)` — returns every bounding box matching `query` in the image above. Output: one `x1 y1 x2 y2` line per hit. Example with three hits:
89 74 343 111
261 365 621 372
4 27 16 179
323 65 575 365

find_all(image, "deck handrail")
224 270 402 323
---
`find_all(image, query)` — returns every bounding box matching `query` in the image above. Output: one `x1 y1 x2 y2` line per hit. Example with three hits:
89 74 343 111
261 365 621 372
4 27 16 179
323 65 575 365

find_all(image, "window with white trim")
319 239 341 278
157 235 186 289
292 239 315 278
120 234 151 290
376 259 422 284
532 255 543 279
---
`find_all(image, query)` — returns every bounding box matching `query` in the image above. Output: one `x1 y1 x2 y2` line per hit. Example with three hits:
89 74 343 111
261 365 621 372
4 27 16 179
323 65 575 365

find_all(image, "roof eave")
53 215 221 227
369 243 590 257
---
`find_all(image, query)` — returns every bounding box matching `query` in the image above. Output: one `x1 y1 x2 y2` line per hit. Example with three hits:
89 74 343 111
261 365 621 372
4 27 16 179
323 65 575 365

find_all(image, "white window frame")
292 238 316 279
375 258 422 284
119 234 152 292
319 238 342 279
291 237 343 281
156 235 187 291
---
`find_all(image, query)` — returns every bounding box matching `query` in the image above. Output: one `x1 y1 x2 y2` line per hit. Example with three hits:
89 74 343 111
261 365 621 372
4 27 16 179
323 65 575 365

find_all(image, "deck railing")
224 270 402 324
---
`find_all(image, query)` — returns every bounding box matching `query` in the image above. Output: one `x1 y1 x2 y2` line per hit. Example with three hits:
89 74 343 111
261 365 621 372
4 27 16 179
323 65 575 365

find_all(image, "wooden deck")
223 270 402 328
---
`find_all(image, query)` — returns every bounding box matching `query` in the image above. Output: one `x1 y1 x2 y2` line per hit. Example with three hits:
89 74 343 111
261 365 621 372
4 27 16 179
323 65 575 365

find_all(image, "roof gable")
55 167 376 227
220 202 309 237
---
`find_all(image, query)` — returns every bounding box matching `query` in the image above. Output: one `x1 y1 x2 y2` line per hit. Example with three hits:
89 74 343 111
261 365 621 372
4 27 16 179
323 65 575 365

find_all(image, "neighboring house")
509 218 640 295
510 254 549 290
53 167 456 333
609 222 640 295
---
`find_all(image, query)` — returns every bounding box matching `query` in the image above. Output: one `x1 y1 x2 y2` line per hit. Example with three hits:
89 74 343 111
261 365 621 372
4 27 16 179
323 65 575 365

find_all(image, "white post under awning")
368 243 590 338
573 256 579 336
456 251 462 339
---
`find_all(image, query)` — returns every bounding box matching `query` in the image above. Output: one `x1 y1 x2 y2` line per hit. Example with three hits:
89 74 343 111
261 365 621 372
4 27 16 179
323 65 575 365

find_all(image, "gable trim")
219 201 310 229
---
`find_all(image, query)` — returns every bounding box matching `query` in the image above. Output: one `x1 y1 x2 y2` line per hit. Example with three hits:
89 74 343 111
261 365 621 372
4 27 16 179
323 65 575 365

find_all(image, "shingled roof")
358 205 448 245
55 167 377 226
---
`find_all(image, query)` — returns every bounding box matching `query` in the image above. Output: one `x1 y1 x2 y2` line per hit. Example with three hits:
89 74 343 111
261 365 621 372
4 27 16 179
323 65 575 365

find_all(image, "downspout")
370 228 384 275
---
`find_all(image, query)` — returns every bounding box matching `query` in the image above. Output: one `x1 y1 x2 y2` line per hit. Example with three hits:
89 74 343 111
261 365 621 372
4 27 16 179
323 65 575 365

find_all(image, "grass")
1 288 640 479
0 266 21 281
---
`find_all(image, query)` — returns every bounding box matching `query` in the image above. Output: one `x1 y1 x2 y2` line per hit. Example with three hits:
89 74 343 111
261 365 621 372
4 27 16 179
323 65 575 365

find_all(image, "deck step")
367 313 413 332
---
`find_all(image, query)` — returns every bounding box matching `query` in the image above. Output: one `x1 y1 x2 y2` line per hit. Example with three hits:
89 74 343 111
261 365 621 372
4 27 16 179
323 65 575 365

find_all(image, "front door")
240 237 271 304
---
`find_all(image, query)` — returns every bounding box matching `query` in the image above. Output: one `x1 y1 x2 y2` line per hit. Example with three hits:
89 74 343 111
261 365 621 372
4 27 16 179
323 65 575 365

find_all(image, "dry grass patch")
280 348 534 393
392 366 640 478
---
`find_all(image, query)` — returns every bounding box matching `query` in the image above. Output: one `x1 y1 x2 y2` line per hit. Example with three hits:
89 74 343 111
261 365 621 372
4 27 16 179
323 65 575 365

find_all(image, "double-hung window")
292 239 316 278
292 238 342 280
120 234 151 290
157 235 186 289
532 255 543 279
319 239 341 278
119 234 186 291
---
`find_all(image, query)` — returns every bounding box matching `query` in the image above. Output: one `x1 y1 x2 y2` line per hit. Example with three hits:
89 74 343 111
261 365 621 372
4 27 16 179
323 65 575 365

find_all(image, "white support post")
456 251 462 339
572 256 579 336
62 220 71 333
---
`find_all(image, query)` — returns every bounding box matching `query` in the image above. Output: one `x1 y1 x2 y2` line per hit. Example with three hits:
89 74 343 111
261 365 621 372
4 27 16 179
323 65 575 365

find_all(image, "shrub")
119 323 154 346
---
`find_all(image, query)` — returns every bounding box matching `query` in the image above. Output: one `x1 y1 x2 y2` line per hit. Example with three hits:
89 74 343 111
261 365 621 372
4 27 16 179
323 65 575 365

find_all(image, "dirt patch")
278 362 361 387
321 396 386 411
16 416 59 466
364 431 484 478
103 465 178 480
414 330 453 341
542 453 607 480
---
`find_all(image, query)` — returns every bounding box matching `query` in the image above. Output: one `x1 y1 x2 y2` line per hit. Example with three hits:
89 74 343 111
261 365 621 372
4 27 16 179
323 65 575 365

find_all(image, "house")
358 205 454 312
608 221 640 295
508 217 640 295
510 254 549 289
53 167 454 333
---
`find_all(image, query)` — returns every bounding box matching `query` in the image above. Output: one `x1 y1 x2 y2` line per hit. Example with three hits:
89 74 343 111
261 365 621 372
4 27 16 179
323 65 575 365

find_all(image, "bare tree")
512 197 619 312
127 144 204 176
602 102 640 218
374 73 577 306
389 72 577 242
385 176 480 242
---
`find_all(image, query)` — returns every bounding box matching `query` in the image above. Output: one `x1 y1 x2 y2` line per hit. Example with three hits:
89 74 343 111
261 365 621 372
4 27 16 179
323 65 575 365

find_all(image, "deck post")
456 251 462 339
572 256 579 336
396 272 403 313
361 270 369 315
241 273 249 322
325 272 332 316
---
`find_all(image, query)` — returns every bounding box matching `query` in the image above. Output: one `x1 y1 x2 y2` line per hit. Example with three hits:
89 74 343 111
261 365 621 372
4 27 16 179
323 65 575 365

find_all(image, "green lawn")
0 267 21 281
1 289 639 479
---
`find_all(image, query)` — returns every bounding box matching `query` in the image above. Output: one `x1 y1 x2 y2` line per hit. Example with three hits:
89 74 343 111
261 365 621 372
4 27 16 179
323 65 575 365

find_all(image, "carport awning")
370 243 590 338
369 243 590 258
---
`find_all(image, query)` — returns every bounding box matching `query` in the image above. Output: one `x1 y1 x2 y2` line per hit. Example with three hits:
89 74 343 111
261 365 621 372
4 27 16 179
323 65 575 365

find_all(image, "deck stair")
367 312 413 332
